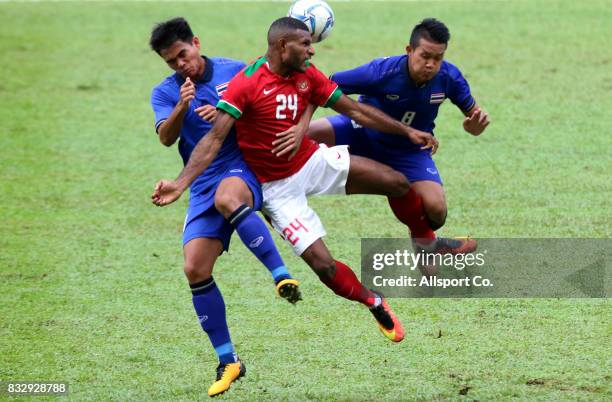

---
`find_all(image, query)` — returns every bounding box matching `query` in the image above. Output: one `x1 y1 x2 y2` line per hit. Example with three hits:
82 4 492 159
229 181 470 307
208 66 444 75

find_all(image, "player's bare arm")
152 110 235 206
157 77 196 146
463 103 490 136
331 94 439 154
272 103 317 159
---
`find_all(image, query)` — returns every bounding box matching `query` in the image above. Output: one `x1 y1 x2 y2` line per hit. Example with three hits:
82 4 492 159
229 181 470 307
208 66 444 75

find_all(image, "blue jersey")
330 55 475 150
151 56 246 196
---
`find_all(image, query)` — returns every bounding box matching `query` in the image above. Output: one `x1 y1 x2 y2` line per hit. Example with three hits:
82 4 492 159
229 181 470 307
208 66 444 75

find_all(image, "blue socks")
190 277 237 364
228 205 291 283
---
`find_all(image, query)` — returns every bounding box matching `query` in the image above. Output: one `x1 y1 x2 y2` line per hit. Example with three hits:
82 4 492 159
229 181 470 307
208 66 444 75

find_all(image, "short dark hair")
409 18 450 48
267 17 309 44
150 17 194 54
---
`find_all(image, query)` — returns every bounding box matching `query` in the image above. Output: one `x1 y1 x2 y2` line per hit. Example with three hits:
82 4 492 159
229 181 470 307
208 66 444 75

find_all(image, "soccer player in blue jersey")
149 18 302 397
309 18 489 256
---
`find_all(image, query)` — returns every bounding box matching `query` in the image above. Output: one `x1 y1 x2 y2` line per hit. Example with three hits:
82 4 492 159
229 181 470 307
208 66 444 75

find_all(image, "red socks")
320 260 377 307
319 190 434 307
388 188 436 243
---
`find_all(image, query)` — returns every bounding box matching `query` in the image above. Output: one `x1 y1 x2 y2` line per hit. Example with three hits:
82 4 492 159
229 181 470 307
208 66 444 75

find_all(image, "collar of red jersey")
261 56 311 79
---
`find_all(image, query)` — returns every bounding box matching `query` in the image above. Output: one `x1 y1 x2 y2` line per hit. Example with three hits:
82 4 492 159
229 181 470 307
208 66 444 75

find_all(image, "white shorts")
261 144 350 255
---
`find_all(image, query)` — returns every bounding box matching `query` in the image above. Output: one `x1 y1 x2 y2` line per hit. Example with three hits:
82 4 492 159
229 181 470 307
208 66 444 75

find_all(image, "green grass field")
1 0 610 400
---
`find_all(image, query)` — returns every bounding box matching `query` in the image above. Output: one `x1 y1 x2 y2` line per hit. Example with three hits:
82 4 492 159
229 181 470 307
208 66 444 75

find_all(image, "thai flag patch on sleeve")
430 92 446 104
215 82 229 97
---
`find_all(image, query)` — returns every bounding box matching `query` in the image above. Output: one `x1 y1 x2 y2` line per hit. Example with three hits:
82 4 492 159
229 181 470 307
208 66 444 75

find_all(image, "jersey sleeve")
150 86 176 131
447 65 476 113
307 63 342 108
216 71 249 119
329 59 382 96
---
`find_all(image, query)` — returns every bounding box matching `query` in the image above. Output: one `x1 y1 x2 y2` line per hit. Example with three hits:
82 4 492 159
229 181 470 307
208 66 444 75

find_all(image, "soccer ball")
288 0 335 43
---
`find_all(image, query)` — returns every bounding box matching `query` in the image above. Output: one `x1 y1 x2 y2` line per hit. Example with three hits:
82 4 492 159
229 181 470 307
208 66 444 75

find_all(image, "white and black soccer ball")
288 0 335 43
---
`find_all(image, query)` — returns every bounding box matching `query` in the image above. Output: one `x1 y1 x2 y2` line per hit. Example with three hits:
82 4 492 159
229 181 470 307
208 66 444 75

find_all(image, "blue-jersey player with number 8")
309 18 490 264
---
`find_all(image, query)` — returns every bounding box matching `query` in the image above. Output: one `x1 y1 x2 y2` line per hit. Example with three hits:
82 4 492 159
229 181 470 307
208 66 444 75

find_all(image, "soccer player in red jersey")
152 17 438 349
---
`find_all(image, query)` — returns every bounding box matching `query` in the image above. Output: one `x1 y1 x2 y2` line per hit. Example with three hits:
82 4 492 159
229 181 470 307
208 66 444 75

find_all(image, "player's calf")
387 189 436 242
227 204 298 300
302 241 379 306
301 242 337 280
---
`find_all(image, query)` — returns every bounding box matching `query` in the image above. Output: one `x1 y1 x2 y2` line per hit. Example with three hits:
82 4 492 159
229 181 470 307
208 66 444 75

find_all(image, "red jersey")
217 57 342 182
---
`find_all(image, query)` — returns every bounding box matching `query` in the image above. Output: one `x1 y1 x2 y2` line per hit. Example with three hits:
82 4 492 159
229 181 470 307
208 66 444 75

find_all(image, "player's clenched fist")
179 77 196 109
152 180 183 206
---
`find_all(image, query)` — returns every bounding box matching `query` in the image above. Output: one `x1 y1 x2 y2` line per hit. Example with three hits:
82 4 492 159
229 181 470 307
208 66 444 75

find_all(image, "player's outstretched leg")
216 177 301 304
183 238 244 397
301 239 405 342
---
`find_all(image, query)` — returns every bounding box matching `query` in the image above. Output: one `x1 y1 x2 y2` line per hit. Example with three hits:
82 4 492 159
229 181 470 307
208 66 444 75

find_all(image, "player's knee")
214 192 240 218
387 171 410 197
425 200 447 229
183 260 212 283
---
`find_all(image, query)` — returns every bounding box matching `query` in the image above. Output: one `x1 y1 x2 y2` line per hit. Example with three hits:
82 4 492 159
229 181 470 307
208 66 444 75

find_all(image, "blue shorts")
183 157 263 250
328 114 443 185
